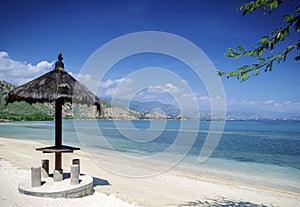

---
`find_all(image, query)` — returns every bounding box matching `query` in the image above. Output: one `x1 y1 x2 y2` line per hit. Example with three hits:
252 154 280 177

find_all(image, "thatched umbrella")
6 53 101 172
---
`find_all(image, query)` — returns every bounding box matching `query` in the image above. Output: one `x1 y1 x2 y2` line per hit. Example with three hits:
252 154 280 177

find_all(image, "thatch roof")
6 54 101 113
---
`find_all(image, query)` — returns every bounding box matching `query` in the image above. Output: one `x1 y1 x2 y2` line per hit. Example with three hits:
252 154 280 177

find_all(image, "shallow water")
0 120 299 193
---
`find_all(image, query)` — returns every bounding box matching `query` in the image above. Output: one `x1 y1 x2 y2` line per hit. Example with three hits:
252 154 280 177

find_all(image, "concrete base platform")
18 175 94 198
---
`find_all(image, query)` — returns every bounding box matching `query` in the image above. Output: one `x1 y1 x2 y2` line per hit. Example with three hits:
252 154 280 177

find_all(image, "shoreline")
0 137 300 206
79 138 300 195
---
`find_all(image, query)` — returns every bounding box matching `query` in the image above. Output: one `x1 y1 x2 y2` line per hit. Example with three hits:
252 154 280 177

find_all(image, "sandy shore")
0 137 299 207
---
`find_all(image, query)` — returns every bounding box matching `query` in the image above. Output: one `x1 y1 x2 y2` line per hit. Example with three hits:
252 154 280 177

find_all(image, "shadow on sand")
47 173 110 187
177 197 274 207
93 177 110 187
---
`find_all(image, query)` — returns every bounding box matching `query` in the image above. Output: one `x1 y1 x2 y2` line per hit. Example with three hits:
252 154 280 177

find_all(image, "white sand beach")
0 137 299 207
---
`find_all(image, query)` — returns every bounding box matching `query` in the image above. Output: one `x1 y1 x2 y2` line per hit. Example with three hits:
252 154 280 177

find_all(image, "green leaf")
216 71 224 76
254 69 260 76
272 1 278 11
284 14 294 23
258 48 264 56
296 5 300 13
241 72 251 81
237 46 247 53
272 28 283 35
269 62 273 71
225 48 239 57
222 0 298 81
295 17 300 32
282 52 288 61
270 42 274 51
286 45 295 52
258 57 266 62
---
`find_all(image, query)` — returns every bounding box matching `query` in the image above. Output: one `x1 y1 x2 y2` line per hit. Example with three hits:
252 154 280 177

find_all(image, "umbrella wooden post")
55 152 62 170
55 98 63 170
7 54 99 182
55 98 63 149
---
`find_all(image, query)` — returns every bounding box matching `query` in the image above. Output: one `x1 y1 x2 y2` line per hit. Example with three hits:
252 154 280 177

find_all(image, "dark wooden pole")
55 98 63 170
55 152 62 170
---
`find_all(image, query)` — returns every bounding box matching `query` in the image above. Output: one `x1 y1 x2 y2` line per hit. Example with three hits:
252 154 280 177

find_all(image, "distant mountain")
99 98 145 120
226 110 300 121
104 97 300 120
1 80 299 121
197 110 300 121
103 98 180 118
129 100 180 117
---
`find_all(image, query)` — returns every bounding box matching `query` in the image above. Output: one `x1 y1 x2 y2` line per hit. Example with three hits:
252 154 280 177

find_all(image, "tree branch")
218 1 299 81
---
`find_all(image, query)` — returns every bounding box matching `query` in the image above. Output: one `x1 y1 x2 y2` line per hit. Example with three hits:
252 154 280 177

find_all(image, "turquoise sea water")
0 120 299 193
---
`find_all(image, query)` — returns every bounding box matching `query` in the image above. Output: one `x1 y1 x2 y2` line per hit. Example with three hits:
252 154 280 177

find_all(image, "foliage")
128 111 147 119
218 0 300 81
0 91 54 121
100 99 112 108
0 113 53 121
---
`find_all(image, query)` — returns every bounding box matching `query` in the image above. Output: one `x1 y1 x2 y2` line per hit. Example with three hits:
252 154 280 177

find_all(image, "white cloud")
165 83 178 91
69 72 101 93
100 78 126 88
264 99 275 104
0 51 54 85
97 76 209 112
104 87 117 97
96 78 136 99
199 96 210 101
148 83 181 94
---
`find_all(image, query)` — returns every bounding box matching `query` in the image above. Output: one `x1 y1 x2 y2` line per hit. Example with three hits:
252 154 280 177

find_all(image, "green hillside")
0 80 145 121
0 91 53 121
0 80 54 121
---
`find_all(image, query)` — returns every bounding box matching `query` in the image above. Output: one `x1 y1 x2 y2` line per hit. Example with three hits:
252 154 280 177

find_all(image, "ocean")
0 120 299 193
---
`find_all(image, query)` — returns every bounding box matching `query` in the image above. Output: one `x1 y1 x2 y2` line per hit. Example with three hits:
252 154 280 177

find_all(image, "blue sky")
0 0 299 113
